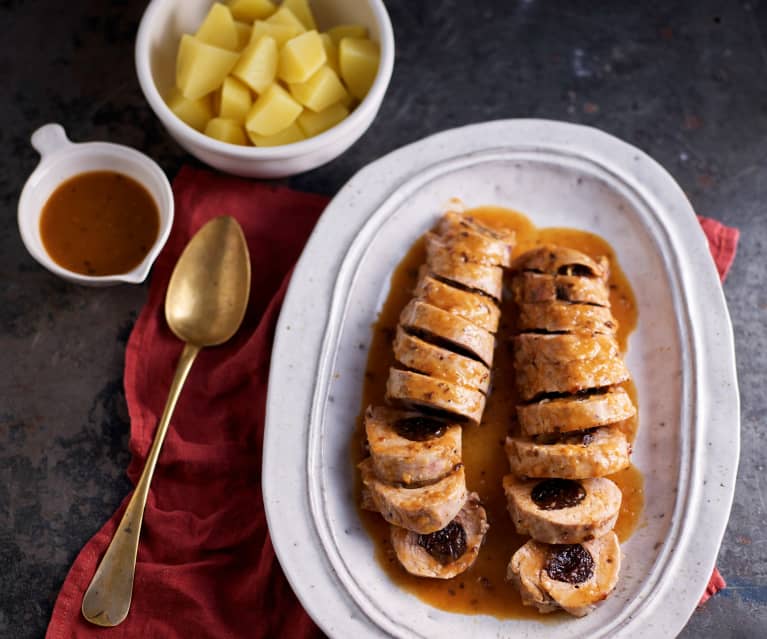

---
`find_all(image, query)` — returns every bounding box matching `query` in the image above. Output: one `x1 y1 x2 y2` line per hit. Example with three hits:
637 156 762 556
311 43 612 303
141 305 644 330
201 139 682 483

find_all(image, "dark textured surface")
1 1 765 637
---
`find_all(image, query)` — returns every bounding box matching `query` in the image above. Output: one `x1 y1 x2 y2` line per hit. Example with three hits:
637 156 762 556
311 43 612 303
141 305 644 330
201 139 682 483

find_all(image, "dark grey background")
1 0 765 637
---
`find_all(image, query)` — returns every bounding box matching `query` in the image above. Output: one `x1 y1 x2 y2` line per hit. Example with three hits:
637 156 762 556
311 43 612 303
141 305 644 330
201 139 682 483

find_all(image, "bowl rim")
135 0 395 158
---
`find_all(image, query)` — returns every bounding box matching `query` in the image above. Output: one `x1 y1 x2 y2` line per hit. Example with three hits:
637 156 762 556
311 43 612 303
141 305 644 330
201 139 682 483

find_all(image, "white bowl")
17 123 174 286
135 0 395 178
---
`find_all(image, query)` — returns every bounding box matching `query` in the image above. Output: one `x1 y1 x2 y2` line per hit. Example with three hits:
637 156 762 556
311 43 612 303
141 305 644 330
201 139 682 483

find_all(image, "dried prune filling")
532 428 597 446
531 478 586 510
557 264 596 277
545 544 595 584
417 521 467 564
394 416 447 441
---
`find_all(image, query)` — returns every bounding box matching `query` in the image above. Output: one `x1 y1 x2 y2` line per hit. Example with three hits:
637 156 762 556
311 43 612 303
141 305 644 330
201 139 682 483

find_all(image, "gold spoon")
81 216 251 627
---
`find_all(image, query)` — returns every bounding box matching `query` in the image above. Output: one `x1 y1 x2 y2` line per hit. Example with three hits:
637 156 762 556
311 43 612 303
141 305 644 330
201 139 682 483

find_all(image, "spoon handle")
81 342 200 627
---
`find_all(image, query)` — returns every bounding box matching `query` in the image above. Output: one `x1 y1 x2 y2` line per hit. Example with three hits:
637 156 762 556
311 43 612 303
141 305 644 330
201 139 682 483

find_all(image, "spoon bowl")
81 216 251 627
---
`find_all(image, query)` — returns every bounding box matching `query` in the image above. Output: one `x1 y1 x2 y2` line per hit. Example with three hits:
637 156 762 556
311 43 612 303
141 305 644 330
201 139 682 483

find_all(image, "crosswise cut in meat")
399 299 496 366
425 240 504 300
510 245 609 281
393 327 491 393
359 457 468 534
511 271 611 307
391 492 489 578
518 387 636 436
414 270 501 333
386 368 486 425
516 301 618 335
505 427 631 479
364 406 462 486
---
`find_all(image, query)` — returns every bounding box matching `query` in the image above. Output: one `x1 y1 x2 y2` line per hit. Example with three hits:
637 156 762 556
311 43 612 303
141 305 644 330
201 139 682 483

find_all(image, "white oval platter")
262 119 739 639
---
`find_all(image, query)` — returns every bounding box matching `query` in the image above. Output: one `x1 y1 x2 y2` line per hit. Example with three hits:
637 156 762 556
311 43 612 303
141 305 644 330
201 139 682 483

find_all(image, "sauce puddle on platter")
353 206 643 619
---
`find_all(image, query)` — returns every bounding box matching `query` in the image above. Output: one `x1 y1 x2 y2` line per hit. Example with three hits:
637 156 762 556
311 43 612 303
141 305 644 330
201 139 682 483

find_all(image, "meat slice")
399 299 495 366
514 351 630 402
507 532 621 617
511 245 609 281
414 271 500 333
516 301 618 335
428 218 512 267
511 271 610 307
518 387 636 436
437 210 515 246
359 457 467 534
393 327 491 393
503 475 621 544
513 333 620 364
364 406 462 486
386 368 486 425
505 427 631 479
391 492 489 579
425 240 504 300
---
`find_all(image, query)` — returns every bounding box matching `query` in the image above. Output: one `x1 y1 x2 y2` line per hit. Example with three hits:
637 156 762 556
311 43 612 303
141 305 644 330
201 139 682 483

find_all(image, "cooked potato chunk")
289 65 348 112
233 35 278 93
339 37 379 99
249 20 302 47
176 34 240 100
204 117 248 144
228 0 276 22
327 24 368 46
233 21 252 50
278 30 326 83
196 3 239 51
266 7 306 33
297 102 349 136
245 83 303 135
247 121 306 146
319 33 339 74
282 0 316 30
165 88 213 131
215 76 252 122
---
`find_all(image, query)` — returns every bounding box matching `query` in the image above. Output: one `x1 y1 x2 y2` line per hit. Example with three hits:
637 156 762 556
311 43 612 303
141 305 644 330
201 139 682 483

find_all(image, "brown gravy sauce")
354 206 643 619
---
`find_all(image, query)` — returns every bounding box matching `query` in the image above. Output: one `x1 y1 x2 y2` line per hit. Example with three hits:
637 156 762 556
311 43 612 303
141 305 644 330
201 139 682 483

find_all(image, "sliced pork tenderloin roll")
503 475 622 544
507 532 621 617
510 271 611 307
359 457 467 534
436 211 515 268
505 428 631 479
518 387 636 436
425 240 504 300
513 333 620 365
393 327 491 394
414 270 501 333
511 245 609 281
364 406 462 486
516 301 618 335
391 492 489 578
399 299 496 366
514 351 630 402
386 368 486 425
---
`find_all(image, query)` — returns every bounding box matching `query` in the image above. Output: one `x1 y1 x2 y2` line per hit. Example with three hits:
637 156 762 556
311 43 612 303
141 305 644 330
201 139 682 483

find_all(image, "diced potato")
205 117 248 144
282 0 316 30
247 121 306 146
289 65 348 112
266 7 306 33
245 83 303 135
297 102 349 137
249 19 303 47
228 0 276 22
214 76 252 122
233 35 278 93
196 3 239 51
176 34 240 100
339 37 379 100
165 88 214 131
327 24 368 46
278 30 326 83
319 33 339 74
234 21 252 50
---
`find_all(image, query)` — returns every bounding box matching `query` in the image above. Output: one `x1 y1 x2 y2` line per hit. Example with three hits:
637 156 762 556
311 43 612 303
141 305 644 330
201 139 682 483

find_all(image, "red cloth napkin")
46 167 738 638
